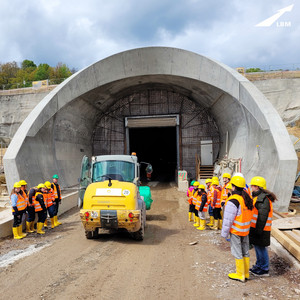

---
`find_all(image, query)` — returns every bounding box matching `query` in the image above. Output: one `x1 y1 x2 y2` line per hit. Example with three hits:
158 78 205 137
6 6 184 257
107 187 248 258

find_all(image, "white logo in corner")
256 4 294 27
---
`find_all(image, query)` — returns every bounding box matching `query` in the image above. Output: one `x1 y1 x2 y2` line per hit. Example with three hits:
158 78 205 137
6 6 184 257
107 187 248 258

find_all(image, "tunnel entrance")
129 127 177 182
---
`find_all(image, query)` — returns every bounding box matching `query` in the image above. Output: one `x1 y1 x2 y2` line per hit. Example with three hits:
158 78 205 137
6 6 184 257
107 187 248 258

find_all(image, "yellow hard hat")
223 173 231 179
212 176 218 181
227 183 233 190
37 183 46 189
231 176 246 188
14 182 21 188
19 180 27 186
193 181 200 187
211 179 219 186
250 176 266 189
205 178 212 184
44 181 52 189
198 184 205 190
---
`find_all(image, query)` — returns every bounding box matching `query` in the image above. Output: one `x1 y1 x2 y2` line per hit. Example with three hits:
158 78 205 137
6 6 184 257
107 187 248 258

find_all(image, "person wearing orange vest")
221 173 231 207
191 181 200 227
187 180 196 222
19 179 34 233
11 182 27 239
221 175 253 282
249 176 277 277
205 178 214 226
195 184 208 230
51 174 62 226
34 183 48 234
44 181 56 229
211 178 222 230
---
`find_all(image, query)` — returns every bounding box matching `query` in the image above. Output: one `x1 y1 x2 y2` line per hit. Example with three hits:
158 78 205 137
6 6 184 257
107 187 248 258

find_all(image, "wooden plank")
292 229 300 237
271 228 300 261
272 217 300 229
285 231 300 247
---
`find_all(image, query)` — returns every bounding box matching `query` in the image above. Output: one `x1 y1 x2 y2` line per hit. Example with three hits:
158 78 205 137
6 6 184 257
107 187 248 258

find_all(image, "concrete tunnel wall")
3 47 297 211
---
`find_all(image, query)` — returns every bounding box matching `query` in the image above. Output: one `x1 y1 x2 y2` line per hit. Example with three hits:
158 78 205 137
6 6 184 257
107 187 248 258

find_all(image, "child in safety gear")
11 182 27 239
34 184 48 234
221 175 253 282
221 173 231 207
19 179 34 234
51 174 62 226
191 182 200 227
210 178 222 230
205 179 214 226
249 176 276 277
44 181 57 229
187 180 196 221
195 184 208 230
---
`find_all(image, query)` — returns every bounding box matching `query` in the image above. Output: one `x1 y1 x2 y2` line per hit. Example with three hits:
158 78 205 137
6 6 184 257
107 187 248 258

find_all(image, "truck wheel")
85 230 93 239
131 212 145 241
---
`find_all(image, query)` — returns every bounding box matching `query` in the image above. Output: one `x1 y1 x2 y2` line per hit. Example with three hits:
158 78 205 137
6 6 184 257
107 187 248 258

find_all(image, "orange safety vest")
221 182 230 204
21 189 29 208
11 193 27 213
52 183 61 200
192 189 198 205
195 192 208 212
229 194 253 236
34 192 45 212
250 196 273 231
187 189 194 205
211 186 221 208
206 187 211 206
43 189 55 208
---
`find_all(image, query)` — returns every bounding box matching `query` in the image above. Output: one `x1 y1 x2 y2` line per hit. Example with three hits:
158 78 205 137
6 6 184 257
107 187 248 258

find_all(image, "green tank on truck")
78 154 150 240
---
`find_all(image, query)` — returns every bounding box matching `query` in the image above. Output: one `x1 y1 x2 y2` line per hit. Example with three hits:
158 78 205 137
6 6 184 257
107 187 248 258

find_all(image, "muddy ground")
0 183 300 300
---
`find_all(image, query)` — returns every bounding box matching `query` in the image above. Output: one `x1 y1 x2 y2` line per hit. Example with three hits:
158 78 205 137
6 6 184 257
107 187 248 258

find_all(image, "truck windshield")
92 160 135 183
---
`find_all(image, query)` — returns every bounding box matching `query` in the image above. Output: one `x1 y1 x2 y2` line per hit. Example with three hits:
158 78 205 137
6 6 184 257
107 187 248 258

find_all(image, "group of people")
187 172 276 282
10 174 62 239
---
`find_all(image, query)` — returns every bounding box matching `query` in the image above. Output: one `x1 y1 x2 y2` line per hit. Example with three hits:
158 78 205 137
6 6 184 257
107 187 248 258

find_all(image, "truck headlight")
91 211 98 218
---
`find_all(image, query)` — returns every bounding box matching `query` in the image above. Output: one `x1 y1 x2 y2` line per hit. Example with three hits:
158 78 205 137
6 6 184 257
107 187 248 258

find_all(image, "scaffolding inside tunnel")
92 89 220 180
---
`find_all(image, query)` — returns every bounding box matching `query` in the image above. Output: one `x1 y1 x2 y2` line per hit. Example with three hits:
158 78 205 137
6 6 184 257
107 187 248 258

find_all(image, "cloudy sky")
0 0 299 71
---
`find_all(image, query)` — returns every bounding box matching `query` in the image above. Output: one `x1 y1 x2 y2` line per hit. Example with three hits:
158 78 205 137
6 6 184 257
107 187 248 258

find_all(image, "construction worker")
187 180 196 222
11 182 27 239
249 176 277 277
44 181 56 228
19 180 34 233
210 178 222 230
221 173 231 207
195 184 208 230
205 178 214 226
51 174 62 226
191 181 200 227
234 172 251 195
34 183 48 234
221 175 253 282
28 186 38 232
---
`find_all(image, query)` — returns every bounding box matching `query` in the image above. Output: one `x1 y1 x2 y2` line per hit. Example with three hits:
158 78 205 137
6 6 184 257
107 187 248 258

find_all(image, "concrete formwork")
3 47 297 211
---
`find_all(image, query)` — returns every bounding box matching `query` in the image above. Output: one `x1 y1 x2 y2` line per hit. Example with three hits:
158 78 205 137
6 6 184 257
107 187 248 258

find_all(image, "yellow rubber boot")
50 217 55 229
12 227 22 239
188 212 193 222
44 219 48 228
243 257 250 280
218 219 223 230
212 219 218 230
18 225 27 238
228 259 245 282
207 216 214 226
30 221 36 232
26 221 34 233
197 219 206 231
37 222 45 234
193 216 200 227
54 216 62 226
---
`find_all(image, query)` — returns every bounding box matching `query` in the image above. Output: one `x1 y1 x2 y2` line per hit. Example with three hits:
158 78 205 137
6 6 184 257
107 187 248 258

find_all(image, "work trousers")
47 205 56 218
189 204 194 212
199 211 206 220
213 207 222 220
208 204 213 216
230 233 250 260
254 245 269 271
194 209 199 217
53 201 60 216
13 210 25 227
27 206 35 222
37 210 47 223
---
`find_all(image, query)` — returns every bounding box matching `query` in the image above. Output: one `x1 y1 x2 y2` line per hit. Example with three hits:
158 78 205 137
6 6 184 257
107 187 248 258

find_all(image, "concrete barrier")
0 191 78 239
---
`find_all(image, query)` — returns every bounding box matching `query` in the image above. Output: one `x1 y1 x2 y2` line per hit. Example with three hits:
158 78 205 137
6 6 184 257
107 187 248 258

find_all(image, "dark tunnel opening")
129 127 177 182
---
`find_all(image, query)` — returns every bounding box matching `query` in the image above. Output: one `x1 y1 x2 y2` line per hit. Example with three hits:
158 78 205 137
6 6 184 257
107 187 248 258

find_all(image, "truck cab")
79 154 146 240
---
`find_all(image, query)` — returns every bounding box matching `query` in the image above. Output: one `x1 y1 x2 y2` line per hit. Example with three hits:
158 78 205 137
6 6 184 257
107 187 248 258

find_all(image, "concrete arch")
4 47 297 211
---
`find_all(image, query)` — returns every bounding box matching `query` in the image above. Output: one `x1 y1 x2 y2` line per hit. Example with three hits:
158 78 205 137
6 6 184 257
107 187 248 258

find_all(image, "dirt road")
0 183 299 300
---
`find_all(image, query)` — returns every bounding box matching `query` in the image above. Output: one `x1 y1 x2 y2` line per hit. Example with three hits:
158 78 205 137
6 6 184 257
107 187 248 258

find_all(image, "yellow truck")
79 154 147 240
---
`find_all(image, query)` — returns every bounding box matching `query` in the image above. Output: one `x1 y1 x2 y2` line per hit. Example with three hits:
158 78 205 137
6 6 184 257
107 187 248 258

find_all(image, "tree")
246 67 264 73
34 63 51 81
50 62 72 84
21 59 37 69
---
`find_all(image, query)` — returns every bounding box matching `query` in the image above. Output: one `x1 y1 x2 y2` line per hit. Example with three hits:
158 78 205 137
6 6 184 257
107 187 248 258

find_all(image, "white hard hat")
233 172 244 178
